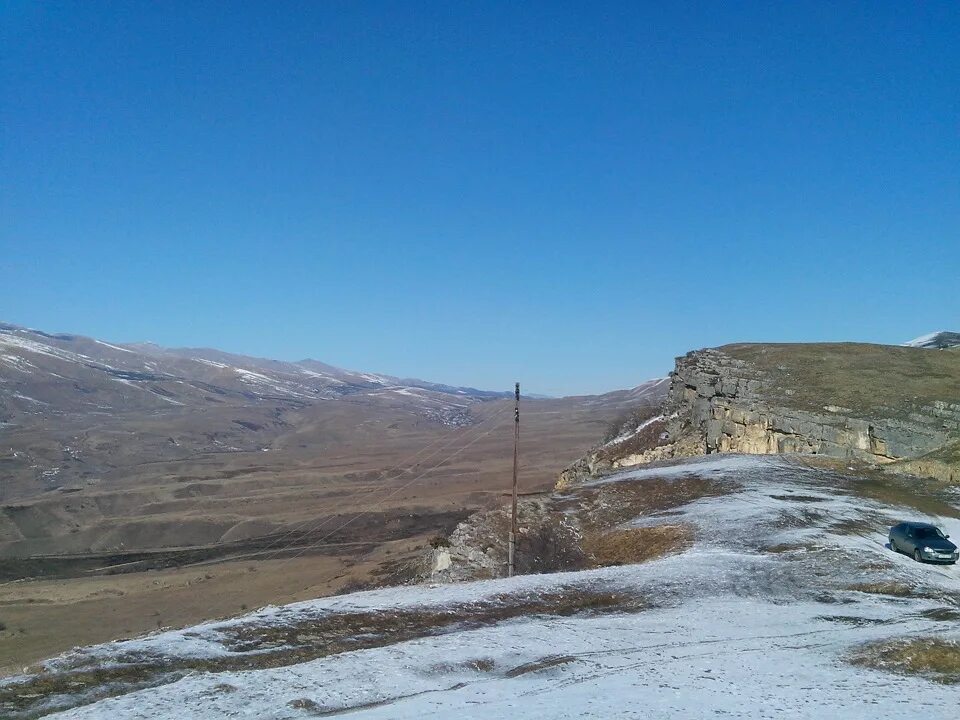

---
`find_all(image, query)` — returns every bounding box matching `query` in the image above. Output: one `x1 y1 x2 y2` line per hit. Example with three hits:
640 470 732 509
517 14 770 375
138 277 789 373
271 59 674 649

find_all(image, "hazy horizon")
0 317 946 398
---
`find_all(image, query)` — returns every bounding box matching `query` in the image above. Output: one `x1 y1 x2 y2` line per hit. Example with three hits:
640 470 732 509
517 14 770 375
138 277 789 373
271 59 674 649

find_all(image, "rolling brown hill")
0 322 666 561
0 322 667 670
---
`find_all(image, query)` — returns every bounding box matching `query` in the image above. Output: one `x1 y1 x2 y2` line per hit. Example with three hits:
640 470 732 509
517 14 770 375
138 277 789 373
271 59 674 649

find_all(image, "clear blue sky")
2 2 958 395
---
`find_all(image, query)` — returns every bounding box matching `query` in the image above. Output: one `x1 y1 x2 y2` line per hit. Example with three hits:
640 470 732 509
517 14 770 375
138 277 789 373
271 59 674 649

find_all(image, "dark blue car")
888 522 958 564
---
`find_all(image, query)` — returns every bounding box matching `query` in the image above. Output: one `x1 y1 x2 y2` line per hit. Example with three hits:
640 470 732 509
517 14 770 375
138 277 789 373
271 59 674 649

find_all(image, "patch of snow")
903 331 946 347
356 373 389 385
11 393 47 405
0 354 36 372
94 340 135 354
389 387 428 398
604 414 664 446
585 453 775 487
0 331 119 371
903 330 960 349
193 359 230 369
233 367 276 384
611 377 671 402
0 332 78 363
629 376 670 394
296 367 343 383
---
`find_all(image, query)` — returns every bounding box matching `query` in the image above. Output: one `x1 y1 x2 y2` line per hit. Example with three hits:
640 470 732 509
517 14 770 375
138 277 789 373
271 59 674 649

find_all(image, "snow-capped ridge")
903 330 960 349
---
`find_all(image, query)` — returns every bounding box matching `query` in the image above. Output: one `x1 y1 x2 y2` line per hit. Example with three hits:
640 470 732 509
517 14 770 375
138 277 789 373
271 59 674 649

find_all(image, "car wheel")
889 539 897 553
913 549 923 563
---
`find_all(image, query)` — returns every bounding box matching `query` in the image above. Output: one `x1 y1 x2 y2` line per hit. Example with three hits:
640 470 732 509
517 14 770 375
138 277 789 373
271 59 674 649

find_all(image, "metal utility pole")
508 382 520 577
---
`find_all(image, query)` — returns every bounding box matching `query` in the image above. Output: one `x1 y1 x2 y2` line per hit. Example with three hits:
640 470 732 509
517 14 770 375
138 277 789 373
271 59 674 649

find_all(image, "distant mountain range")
0 322 663 507
0 321 508 419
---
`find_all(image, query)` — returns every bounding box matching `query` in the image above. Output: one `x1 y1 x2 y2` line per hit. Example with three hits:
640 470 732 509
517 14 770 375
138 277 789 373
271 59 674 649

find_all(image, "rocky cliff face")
665 348 959 464
561 342 960 484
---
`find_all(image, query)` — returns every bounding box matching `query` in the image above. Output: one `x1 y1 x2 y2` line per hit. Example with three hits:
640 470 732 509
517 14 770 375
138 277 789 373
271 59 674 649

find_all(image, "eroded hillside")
0 322 669 671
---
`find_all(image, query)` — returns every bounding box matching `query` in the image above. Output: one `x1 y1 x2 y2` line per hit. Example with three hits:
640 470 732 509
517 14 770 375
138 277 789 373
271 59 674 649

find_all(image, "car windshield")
914 527 945 539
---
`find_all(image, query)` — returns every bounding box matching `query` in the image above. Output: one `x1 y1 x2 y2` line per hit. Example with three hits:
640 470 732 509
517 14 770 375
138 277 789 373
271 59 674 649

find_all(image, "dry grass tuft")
504 655 576 677
426 657 496 675
470 657 496 672
815 615 887 627
919 607 960 622
768 494 827 503
583 524 693 568
577 476 732 529
856 560 895 571
721 342 960 420
844 582 944 601
850 637 960 683
765 542 818 554
827 517 880 535
846 582 918 598
288 697 319 710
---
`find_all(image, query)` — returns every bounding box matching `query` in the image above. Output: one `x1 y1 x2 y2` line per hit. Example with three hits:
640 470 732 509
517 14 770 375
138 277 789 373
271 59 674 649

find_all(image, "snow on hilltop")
0 321 511 435
4 455 959 719
903 330 960 349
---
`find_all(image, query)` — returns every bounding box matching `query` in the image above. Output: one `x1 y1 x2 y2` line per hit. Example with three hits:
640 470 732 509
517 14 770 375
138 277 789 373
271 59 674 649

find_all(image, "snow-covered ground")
7 455 959 719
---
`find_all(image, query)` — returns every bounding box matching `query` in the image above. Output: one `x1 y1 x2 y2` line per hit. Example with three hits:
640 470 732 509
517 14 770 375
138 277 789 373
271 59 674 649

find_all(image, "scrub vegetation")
851 638 960 684
721 342 960 420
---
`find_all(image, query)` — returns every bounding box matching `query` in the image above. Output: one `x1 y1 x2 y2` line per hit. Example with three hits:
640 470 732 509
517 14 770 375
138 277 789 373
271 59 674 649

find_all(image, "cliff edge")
562 342 960 485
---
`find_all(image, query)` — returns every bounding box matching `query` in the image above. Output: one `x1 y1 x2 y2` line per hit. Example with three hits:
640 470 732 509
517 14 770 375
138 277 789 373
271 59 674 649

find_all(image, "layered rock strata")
666 349 958 463
561 346 960 484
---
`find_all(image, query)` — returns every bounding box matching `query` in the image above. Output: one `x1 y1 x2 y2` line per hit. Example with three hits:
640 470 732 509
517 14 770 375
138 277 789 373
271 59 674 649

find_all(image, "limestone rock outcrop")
665 348 959 464
561 343 960 484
